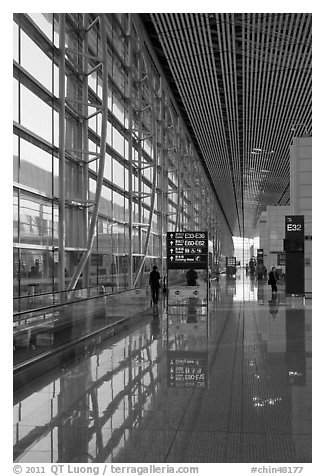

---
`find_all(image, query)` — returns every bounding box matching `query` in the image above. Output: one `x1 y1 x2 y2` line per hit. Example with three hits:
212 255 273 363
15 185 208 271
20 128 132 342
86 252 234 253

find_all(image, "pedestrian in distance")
268 266 279 293
149 265 161 305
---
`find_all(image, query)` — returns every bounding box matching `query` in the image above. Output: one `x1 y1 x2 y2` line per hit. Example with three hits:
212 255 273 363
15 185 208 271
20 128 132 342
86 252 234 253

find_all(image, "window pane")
13 190 19 241
21 30 52 91
28 14 53 43
19 193 53 246
53 157 59 196
89 69 97 94
20 139 53 195
13 135 19 183
19 249 54 296
13 21 19 62
112 93 124 124
20 85 52 143
89 178 96 197
112 158 125 188
104 153 112 181
112 127 124 156
13 249 19 297
53 14 59 48
65 207 84 247
53 205 59 246
99 185 112 217
13 78 19 122
65 158 83 200
53 109 59 147
113 191 125 221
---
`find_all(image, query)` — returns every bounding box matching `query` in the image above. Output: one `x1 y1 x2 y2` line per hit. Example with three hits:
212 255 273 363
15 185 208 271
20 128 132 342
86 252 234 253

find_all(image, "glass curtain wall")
13 13 233 298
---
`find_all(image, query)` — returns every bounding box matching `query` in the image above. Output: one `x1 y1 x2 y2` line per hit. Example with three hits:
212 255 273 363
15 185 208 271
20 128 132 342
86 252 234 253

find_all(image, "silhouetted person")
186 268 198 286
28 264 41 293
149 265 160 304
249 259 256 275
268 266 279 293
28 266 37 278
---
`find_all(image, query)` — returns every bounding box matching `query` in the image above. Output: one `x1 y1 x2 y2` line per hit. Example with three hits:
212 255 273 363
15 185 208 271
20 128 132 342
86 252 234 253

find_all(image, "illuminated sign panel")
284 215 305 295
167 231 208 269
285 216 304 238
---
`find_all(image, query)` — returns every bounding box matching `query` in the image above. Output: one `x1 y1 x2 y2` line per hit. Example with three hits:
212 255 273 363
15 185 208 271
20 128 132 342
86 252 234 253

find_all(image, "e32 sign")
285 216 304 238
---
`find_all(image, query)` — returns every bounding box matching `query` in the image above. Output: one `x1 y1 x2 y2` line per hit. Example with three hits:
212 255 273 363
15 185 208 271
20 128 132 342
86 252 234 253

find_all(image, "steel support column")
68 14 109 291
174 117 181 232
58 14 66 298
127 14 134 289
133 59 157 287
82 13 90 290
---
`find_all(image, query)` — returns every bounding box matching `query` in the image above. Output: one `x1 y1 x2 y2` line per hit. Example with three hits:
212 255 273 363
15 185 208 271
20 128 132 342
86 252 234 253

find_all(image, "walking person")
149 265 161 306
268 266 279 293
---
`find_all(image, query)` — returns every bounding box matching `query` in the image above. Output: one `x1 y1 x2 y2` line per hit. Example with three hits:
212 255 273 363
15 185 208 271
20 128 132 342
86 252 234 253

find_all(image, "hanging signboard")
167 231 208 269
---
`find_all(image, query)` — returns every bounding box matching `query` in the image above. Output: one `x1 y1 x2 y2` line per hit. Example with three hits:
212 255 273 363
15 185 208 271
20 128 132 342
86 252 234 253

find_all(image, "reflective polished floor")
13 271 312 463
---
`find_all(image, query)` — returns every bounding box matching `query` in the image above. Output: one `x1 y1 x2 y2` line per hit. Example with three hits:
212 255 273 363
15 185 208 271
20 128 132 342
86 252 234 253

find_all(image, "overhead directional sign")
167 231 208 269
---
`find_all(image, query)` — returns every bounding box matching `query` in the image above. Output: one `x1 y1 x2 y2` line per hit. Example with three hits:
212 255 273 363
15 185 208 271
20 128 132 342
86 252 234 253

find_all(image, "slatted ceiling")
141 13 311 238
156 13 239 232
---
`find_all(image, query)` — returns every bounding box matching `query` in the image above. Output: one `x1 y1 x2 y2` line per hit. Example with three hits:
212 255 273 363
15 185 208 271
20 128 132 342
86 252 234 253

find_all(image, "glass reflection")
19 139 53 194
286 308 306 386
13 268 311 463
19 193 53 246
13 320 159 463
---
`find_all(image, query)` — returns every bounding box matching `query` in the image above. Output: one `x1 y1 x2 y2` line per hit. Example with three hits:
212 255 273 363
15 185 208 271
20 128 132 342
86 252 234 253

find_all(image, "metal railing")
13 286 151 367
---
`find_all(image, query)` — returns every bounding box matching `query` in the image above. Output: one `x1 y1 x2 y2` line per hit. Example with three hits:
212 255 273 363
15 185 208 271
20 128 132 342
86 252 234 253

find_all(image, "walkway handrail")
13 284 107 301
13 286 149 320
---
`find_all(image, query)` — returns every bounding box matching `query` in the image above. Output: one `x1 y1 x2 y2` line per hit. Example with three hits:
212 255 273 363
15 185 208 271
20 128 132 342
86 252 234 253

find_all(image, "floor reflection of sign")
167 231 208 269
167 350 208 388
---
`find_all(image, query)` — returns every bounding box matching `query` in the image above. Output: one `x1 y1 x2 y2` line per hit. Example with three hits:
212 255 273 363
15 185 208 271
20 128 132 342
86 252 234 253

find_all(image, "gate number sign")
285 216 304 238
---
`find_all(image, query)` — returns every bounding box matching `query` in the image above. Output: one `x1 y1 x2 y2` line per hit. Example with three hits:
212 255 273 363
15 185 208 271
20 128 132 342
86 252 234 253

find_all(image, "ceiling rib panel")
140 13 312 237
